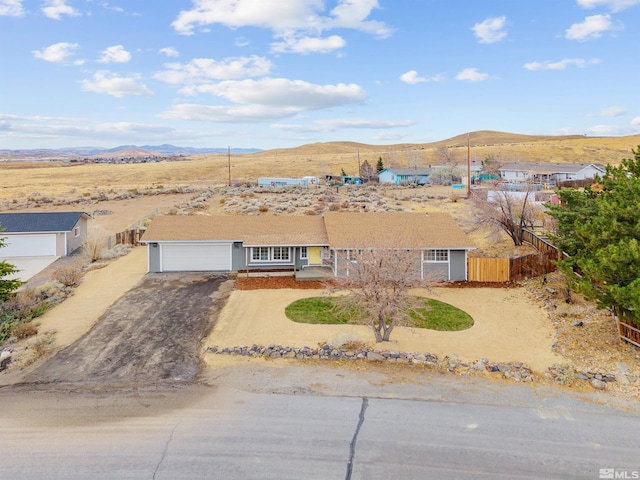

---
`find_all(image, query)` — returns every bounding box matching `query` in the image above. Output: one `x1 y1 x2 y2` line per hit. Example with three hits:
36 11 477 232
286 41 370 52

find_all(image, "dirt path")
36 246 148 350
23 274 232 386
206 287 565 372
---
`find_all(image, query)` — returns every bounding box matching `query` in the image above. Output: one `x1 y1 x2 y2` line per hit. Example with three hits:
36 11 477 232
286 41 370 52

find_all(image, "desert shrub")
11 322 38 339
303 209 317 216
258 205 269 212
99 243 132 260
549 362 576 385
52 262 84 287
328 203 341 211
33 280 68 302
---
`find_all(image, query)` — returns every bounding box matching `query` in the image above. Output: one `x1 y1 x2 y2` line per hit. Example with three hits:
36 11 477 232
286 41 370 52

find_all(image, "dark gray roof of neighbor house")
0 212 89 233
384 168 433 176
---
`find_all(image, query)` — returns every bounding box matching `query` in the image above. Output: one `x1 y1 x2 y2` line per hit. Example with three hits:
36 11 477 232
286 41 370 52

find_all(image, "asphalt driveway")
24 273 233 387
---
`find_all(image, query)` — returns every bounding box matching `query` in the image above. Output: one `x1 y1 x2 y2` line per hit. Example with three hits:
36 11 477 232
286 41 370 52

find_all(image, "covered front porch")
294 265 333 281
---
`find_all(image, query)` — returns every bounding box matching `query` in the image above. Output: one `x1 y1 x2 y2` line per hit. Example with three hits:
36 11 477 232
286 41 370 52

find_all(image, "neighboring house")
0 212 90 257
257 176 319 187
498 162 605 185
141 212 475 281
378 168 432 185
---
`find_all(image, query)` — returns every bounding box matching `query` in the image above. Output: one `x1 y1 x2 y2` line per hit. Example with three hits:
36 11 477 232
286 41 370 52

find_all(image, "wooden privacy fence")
115 228 145 246
467 257 510 282
467 253 557 283
468 227 562 283
617 318 640 349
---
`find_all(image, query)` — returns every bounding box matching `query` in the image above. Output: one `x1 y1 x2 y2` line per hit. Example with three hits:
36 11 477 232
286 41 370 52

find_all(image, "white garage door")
161 243 231 271
1 234 57 257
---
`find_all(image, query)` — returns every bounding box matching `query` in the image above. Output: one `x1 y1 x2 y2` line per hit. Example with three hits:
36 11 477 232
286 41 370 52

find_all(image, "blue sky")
1 0 639 150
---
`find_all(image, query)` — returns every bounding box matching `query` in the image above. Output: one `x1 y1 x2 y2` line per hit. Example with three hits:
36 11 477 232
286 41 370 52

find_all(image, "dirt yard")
206 284 564 373
23 274 233 387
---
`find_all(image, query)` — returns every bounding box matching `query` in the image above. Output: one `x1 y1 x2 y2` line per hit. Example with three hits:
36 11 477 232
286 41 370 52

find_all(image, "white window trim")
251 247 270 262
250 246 292 263
300 246 308 259
424 249 449 263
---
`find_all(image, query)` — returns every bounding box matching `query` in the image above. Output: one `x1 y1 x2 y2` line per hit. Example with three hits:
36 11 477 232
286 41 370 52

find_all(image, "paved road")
1 374 638 480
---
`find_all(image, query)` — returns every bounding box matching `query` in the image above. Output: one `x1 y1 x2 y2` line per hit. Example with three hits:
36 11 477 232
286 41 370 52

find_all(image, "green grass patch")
284 297 351 325
409 298 473 331
285 296 473 331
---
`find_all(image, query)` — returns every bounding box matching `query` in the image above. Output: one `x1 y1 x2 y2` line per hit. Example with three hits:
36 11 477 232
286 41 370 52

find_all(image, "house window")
252 247 269 261
272 247 290 261
300 247 308 259
74 227 79 238
251 247 291 262
425 249 448 262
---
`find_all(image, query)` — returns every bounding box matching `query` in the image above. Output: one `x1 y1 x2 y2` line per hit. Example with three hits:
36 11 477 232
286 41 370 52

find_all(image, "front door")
309 246 322 265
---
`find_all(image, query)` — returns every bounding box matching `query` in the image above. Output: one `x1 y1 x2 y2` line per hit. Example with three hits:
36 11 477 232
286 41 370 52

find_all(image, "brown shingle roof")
141 215 329 246
142 212 474 249
323 212 473 249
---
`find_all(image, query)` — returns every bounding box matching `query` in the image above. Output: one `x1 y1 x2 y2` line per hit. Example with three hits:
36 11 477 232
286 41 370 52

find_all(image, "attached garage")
2 233 57 257
159 242 232 272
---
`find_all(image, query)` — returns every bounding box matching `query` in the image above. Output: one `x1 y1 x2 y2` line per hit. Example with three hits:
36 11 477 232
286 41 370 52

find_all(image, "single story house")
0 212 90 257
141 212 475 281
378 168 433 185
257 176 320 187
498 162 606 185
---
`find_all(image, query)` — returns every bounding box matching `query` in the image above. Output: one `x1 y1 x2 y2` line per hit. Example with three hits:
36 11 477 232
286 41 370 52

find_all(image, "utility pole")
227 146 231 186
467 132 471 198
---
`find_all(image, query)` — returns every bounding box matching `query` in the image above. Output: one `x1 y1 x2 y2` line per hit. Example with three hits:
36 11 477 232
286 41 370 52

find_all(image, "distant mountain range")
0 144 262 160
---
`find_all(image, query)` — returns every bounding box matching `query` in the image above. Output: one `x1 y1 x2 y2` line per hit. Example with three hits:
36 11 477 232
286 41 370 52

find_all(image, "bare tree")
359 160 376 182
470 187 538 246
432 146 464 184
481 154 502 176
328 248 434 342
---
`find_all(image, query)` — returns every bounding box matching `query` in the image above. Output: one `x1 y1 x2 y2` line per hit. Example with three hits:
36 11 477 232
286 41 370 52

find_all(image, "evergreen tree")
376 157 384 173
547 146 640 324
0 232 22 301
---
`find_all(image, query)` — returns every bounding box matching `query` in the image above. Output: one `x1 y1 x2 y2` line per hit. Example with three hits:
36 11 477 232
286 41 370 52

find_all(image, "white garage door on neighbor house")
2 233 57 257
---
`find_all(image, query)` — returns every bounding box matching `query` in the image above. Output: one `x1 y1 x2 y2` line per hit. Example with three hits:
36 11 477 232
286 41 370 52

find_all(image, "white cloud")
154 56 272 84
32 42 81 64
399 70 444 84
171 0 391 45
158 103 301 122
159 47 179 58
98 45 131 63
456 68 489 82
565 14 613 40
159 78 366 123
181 78 366 110
632 116 640 126
577 0 640 11
42 0 80 20
524 57 600 70
471 16 507 44
0 113 224 144
80 71 154 98
597 106 627 117
272 118 414 132
0 0 24 16
271 35 346 54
